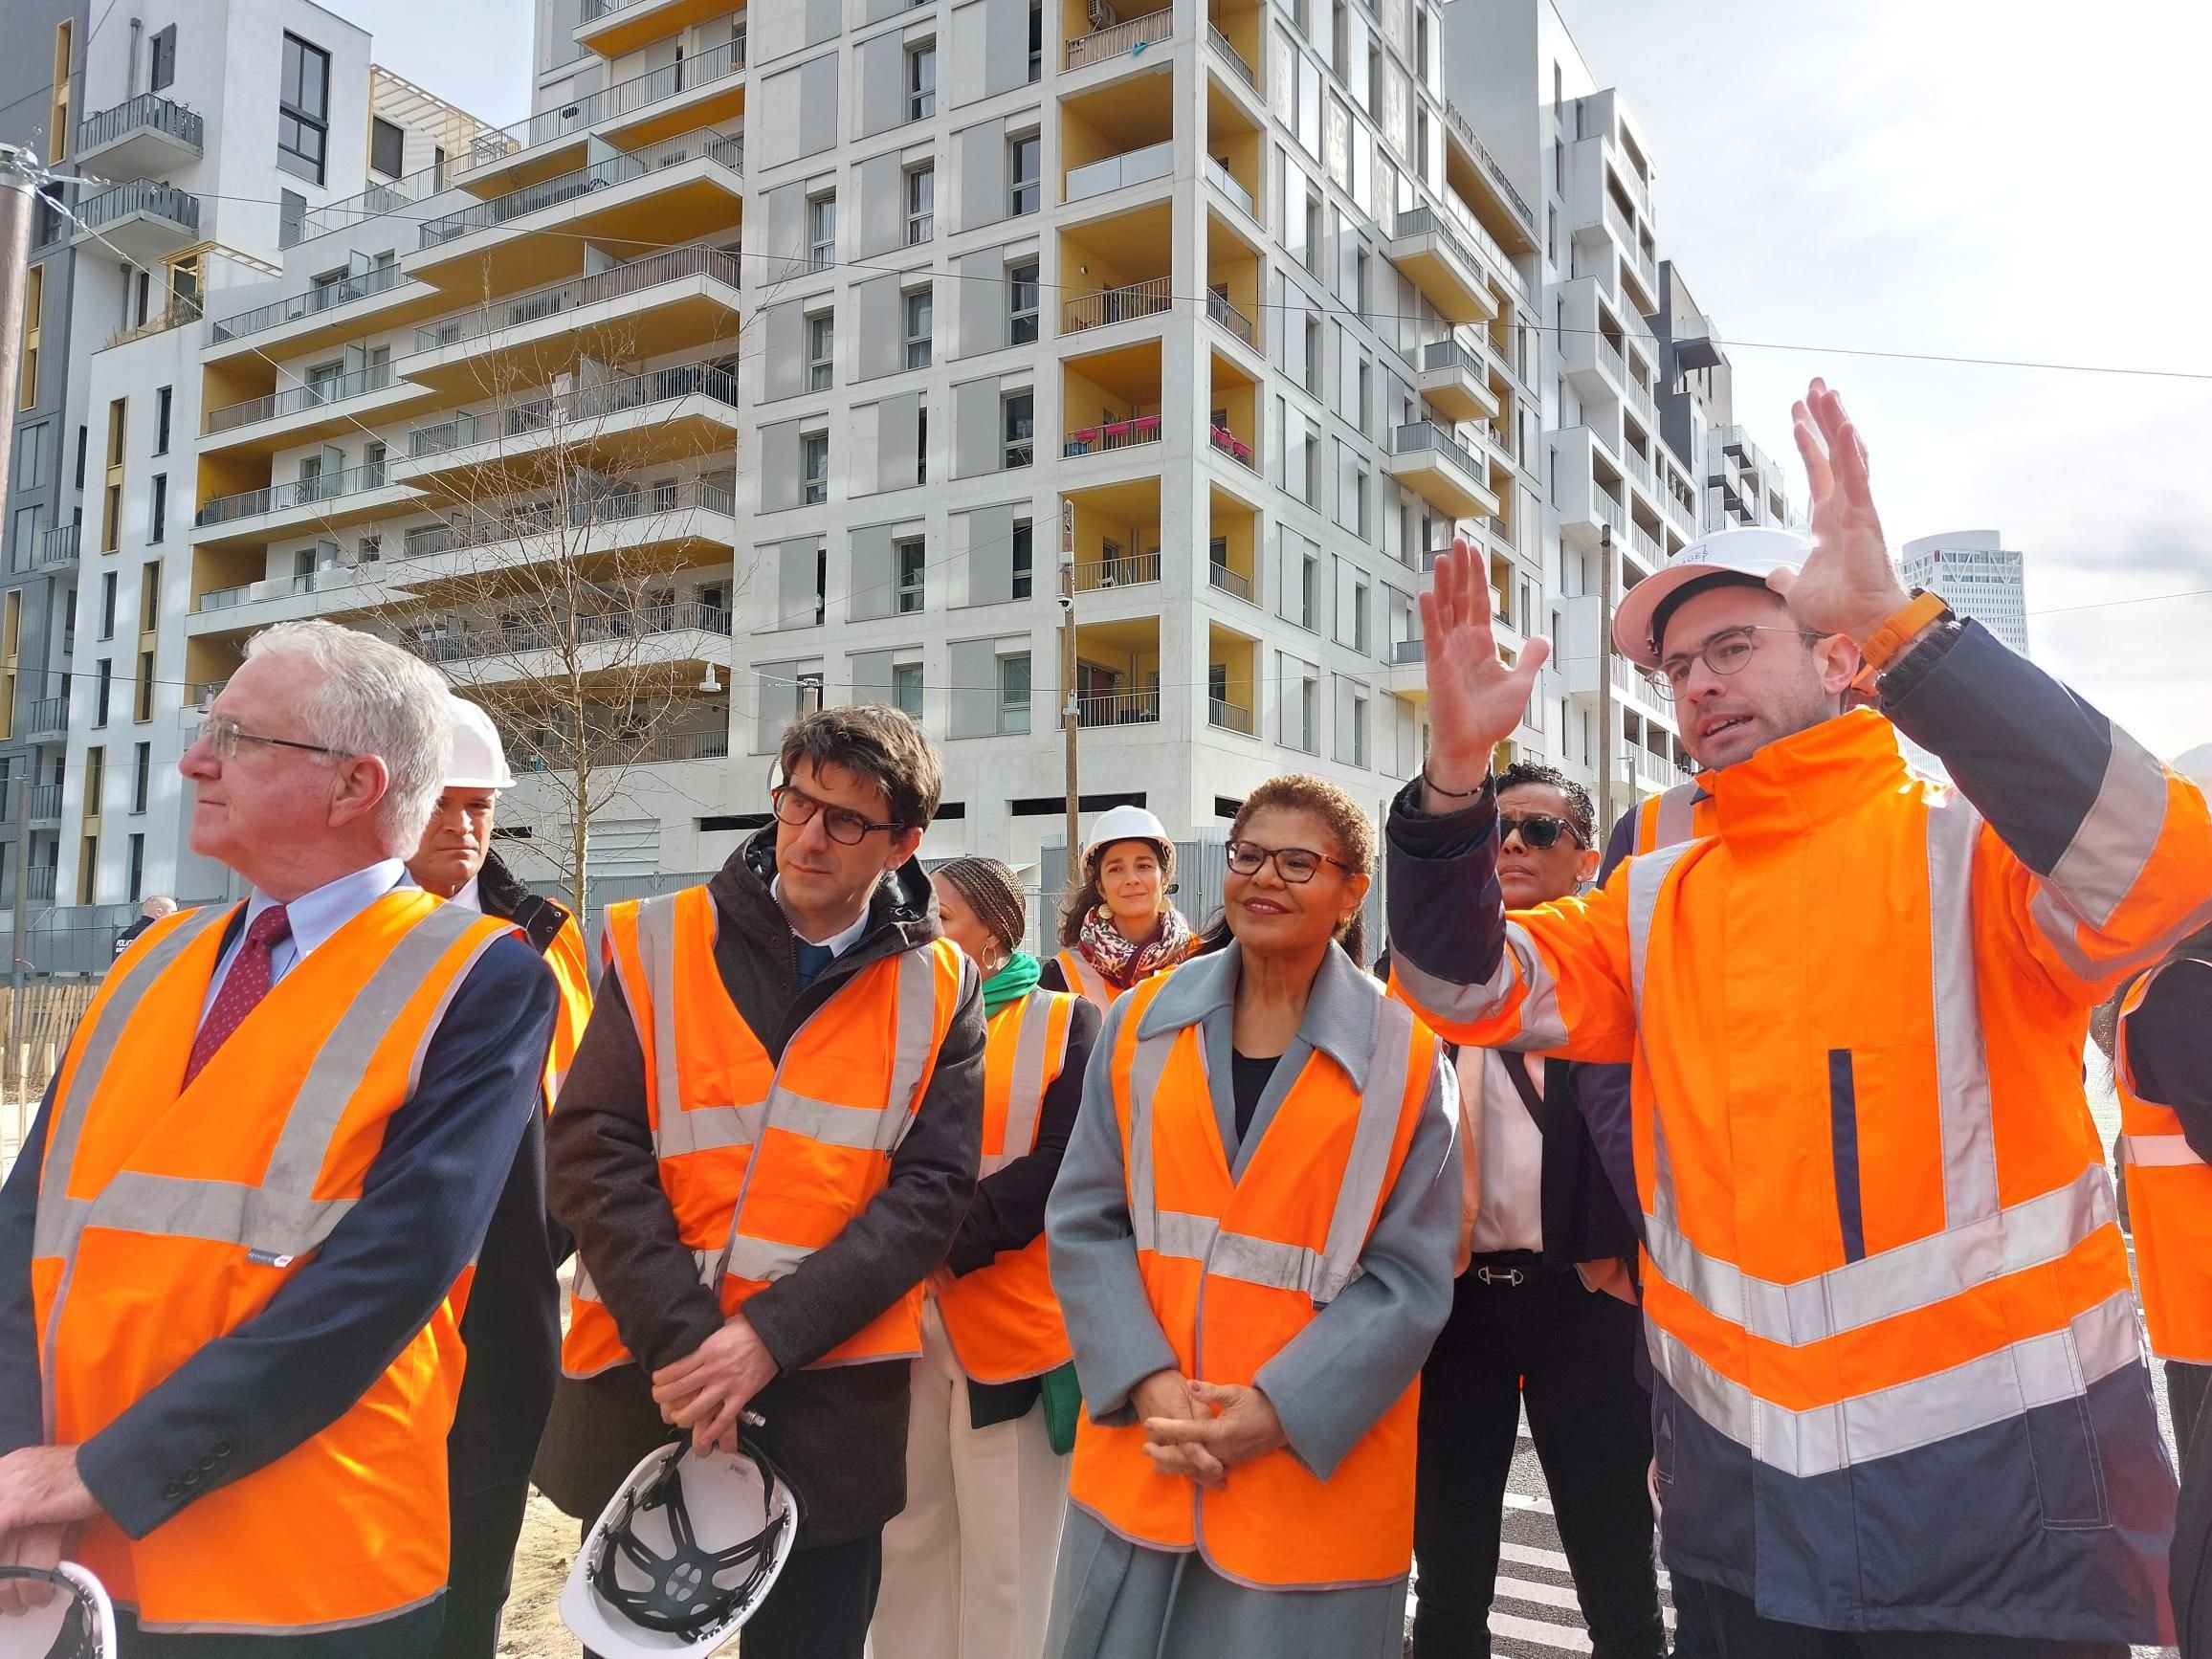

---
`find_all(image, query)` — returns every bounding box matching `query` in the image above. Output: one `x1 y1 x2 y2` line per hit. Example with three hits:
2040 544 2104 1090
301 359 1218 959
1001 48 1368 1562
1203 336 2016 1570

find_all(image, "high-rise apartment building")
1901 530 2027 655
4 0 1803 956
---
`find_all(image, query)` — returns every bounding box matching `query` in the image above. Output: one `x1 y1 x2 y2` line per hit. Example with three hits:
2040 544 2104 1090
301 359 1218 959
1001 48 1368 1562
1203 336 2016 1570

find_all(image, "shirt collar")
246 859 406 962
769 874 872 959
1135 940 1383 1090
448 874 483 912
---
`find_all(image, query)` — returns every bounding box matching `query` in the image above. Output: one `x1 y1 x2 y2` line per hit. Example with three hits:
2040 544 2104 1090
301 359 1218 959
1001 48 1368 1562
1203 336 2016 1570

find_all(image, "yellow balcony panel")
1061 66 1174 208
1206 485 1259 606
1059 202 1171 336
1073 615 1161 729
1414 340 1500 425
1206 621 1257 736
576 0 735 58
1062 341 1162 464
1063 475 1162 598
1204 208 1262 354
1386 422 1498 521
1385 207 1497 326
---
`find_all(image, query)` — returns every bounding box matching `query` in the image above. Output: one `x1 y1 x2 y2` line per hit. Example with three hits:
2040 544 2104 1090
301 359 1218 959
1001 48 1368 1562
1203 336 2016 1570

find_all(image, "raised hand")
1419 535 1550 807
1772 380 1911 644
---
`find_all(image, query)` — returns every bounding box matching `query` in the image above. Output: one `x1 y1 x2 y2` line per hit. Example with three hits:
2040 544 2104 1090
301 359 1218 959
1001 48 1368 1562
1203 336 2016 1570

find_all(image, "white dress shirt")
1461 1047 1546 1255
770 874 871 957
446 874 482 913
200 858 408 1026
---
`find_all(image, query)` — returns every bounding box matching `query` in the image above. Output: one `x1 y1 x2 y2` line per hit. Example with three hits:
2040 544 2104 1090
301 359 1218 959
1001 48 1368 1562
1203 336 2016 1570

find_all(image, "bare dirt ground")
500 1488 582 1657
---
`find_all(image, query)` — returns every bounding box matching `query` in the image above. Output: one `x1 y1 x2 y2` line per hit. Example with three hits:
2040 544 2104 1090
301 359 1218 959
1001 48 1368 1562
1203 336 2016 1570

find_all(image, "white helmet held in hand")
443 694 516 790
562 1440 800 1657
0 1562 116 1659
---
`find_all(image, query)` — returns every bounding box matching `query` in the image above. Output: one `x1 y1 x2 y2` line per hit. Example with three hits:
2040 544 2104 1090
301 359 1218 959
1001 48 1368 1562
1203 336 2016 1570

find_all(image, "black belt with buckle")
1468 1250 1545 1288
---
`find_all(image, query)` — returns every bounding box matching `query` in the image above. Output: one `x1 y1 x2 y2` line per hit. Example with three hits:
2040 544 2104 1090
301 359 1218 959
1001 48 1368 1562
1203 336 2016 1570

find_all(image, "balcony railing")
1393 420 1486 483
653 727 733 762
1065 7 1170 70
1601 197 1635 250
1206 288 1256 346
1205 156 1255 216
1598 336 1626 387
1422 338 1485 378
196 564 364 612
207 362 397 435
1591 487 1627 535
1627 376 1658 430
1442 98 1536 234
405 602 735 666
26 696 70 737
77 92 204 158
1061 276 1171 333
27 868 56 903
1392 637 1427 666
1076 688 1161 727
1623 446 1653 498
1634 239 1658 293
195 458 391 529
1067 141 1172 204
414 246 742 352
1207 697 1252 734
209 261 411 344
1207 23 1256 87
13 522 79 574
1063 415 1161 457
25 784 62 822
1207 422 1256 470
1074 550 1161 589
419 130 741 248
1207 561 1252 602
76 179 200 237
409 362 741 459
106 298 202 350
1629 522 1663 567
402 476 737 560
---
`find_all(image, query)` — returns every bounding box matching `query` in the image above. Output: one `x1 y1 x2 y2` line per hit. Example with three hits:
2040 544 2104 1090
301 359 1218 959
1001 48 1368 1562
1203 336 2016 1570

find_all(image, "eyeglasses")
1224 840 1357 884
1645 625 1818 700
771 784 904 846
190 714 346 763
1498 813 1586 851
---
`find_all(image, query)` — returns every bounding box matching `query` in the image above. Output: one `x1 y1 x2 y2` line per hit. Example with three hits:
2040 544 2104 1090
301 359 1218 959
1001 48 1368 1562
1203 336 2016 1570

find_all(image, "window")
13 424 40 491
1303 315 1321 395
905 163 934 245
798 671 825 714
998 653 1031 734
1302 430 1319 505
1352 464 1368 534
154 387 171 454
139 564 158 633
50 22 73 165
801 432 830 504
78 836 98 905
149 476 166 543
904 287 932 369
807 312 834 391
94 659 111 727
807 193 837 270
1007 261 1039 343
896 537 925 612
280 188 306 249
149 23 176 92
1351 692 1369 766
916 405 928 484
1002 391 1034 468
1304 189 1322 275
370 116 405 179
17 266 39 409
126 833 144 902
106 398 125 467
1011 519 1033 598
100 574 116 640
131 741 151 813
1029 0 1043 78
278 33 331 185
1353 580 1370 652
894 662 924 718
907 41 936 121
75 426 86 491
1008 135 1040 216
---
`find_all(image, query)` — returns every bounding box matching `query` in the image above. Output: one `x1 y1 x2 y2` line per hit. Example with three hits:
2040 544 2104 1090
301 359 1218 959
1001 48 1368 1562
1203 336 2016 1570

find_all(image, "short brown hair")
778 704 943 830
1228 774 1375 874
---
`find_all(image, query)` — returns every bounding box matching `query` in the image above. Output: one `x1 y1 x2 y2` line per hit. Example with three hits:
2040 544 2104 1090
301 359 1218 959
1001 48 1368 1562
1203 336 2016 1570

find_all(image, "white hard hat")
1611 527 1813 670
562 1440 800 1657
0 1561 117 1659
444 695 515 790
1081 805 1175 874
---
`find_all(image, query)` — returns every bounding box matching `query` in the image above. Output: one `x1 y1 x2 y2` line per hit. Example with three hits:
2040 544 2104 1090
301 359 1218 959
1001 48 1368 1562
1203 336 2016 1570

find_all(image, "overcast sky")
348 0 2210 760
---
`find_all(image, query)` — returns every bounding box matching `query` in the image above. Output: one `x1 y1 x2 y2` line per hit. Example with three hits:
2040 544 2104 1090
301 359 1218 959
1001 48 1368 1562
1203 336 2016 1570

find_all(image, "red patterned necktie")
184 904 293 1087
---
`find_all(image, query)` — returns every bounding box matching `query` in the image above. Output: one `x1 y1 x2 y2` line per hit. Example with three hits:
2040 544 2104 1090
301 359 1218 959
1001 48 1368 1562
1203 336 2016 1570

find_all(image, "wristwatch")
1855 589 1951 690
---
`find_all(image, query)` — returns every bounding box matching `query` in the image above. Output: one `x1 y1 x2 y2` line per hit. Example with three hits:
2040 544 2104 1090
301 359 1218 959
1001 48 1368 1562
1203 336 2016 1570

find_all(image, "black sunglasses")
1498 813 1586 851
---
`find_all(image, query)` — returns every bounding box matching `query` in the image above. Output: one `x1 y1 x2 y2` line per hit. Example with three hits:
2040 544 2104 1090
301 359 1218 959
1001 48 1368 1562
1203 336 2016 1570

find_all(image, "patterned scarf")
1078 903 1193 991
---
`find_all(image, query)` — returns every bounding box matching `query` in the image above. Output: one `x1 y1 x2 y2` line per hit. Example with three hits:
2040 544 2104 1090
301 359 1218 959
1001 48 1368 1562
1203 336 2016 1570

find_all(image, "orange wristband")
1860 590 1951 675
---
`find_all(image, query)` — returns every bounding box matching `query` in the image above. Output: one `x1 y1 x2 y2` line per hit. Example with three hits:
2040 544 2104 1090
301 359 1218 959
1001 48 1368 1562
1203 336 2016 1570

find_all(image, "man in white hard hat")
409 695 595 1659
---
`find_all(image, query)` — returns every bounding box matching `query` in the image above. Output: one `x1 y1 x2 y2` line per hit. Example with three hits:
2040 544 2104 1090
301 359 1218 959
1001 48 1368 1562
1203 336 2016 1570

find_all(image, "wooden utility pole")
1059 497 1079 882
1596 520 1616 840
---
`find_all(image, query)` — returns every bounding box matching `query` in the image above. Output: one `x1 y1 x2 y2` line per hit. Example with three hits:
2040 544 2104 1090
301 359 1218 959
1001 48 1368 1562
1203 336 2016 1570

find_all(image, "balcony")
1074 549 1161 591
1206 696 1251 734
577 0 741 55
191 562 381 625
207 262 418 352
202 361 424 453
416 245 741 354
1385 207 1498 325
401 476 737 565
1207 23 1256 89
1077 689 1160 727
1440 98 1537 254
1206 422 1256 472
26 867 56 904
1207 560 1251 601
415 129 742 264
1067 141 1172 206
1386 635 1429 701
76 93 203 176
402 361 742 482
1062 340 1162 470
25 784 62 828
73 179 201 260
25 697 70 744
12 522 79 576
1062 276 1172 335
1206 287 1256 348
405 602 735 672
1386 422 1497 521
193 458 408 545
1062 416 1161 458
1415 339 1500 424
1065 7 1171 71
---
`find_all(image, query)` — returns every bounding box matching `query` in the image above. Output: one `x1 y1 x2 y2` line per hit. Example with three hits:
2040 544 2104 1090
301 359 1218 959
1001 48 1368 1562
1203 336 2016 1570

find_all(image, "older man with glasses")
0 620 558 1657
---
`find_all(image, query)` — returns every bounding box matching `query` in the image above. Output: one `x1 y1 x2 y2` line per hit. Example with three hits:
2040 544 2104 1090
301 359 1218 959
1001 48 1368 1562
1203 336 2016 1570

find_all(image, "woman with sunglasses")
1042 775 1459 1659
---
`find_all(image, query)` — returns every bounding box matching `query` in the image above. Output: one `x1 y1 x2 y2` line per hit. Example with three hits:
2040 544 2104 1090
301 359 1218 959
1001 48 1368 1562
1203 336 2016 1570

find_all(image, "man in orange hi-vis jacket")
1386 382 2212 1657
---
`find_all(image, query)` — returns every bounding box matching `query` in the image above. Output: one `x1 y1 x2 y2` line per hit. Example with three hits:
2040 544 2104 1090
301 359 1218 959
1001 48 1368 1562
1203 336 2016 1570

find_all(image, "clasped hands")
1133 1368 1286 1490
651 1314 778 1455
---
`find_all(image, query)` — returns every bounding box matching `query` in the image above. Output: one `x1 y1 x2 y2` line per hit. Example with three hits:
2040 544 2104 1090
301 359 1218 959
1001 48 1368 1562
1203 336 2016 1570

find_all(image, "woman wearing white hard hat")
1042 806 1195 1009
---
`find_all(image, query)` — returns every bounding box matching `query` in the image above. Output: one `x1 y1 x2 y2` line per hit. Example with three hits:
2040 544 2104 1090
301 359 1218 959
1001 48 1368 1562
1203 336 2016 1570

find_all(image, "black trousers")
427 1478 532 1659
583 1522 883 1659
1410 1256 1665 1659
1675 1580 2127 1658
2173 1360 2212 1658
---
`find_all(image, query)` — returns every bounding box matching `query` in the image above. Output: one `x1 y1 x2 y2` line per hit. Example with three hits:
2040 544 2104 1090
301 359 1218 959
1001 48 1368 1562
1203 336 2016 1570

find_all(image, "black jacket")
448 852 578 1497
537 830 985 1546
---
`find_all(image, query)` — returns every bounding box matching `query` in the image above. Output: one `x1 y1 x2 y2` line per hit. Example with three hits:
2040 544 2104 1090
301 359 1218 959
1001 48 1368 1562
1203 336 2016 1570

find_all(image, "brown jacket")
536 830 985 1546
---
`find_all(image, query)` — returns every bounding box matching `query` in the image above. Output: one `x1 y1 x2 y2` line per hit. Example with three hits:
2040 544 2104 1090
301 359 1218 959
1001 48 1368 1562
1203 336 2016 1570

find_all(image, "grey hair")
243 621 453 856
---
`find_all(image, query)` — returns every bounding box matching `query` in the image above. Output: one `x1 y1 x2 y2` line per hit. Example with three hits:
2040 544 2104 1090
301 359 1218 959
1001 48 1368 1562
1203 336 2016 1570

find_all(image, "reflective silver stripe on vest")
1061 950 1112 1009
1387 921 1567 1050
2046 722 2171 932
1648 1286 2145 1479
631 893 687 1133
1122 1015 1176 1260
2120 1132 2207 1168
1313 995 1416 1303
1645 1161 2116 1348
1925 796 2001 1229
982 991 1066 1179
1653 783 1700 850
1625 841 1695 1012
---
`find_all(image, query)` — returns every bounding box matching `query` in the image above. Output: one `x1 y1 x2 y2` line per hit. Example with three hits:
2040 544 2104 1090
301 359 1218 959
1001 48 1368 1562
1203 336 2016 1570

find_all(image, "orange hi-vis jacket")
1632 781 1714 854
1053 947 1116 1012
934 987 1079 1382
562 884 967 1378
1066 957 1443 1589
2117 958 2212 1365
32 893 513 1636
1393 700 2212 1641
542 914 593 1103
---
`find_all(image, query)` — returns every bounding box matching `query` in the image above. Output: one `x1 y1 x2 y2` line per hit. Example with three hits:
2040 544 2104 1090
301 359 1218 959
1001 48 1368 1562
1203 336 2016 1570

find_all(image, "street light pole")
1059 498 1079 890
1597 520 1616 842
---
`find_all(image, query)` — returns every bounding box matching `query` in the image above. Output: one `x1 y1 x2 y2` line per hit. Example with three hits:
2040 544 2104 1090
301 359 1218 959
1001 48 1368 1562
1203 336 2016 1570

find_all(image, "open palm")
1771 380 1910 643
1420 536 1550 796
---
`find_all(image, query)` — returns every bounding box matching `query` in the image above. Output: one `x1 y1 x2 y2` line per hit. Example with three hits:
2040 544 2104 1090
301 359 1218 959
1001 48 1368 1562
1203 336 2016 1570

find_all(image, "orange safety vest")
33 893 513 1635
562 885 967 1378
542 913 593 1103
2116 958 2212 1364
1053 947 1117 1011
1066 959 1440 1589
1632 780 1714 854
934 988 1078 1383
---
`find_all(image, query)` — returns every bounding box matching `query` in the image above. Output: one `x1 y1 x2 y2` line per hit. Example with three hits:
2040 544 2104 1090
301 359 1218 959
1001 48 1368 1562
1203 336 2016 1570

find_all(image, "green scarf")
981 950 1042 1016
